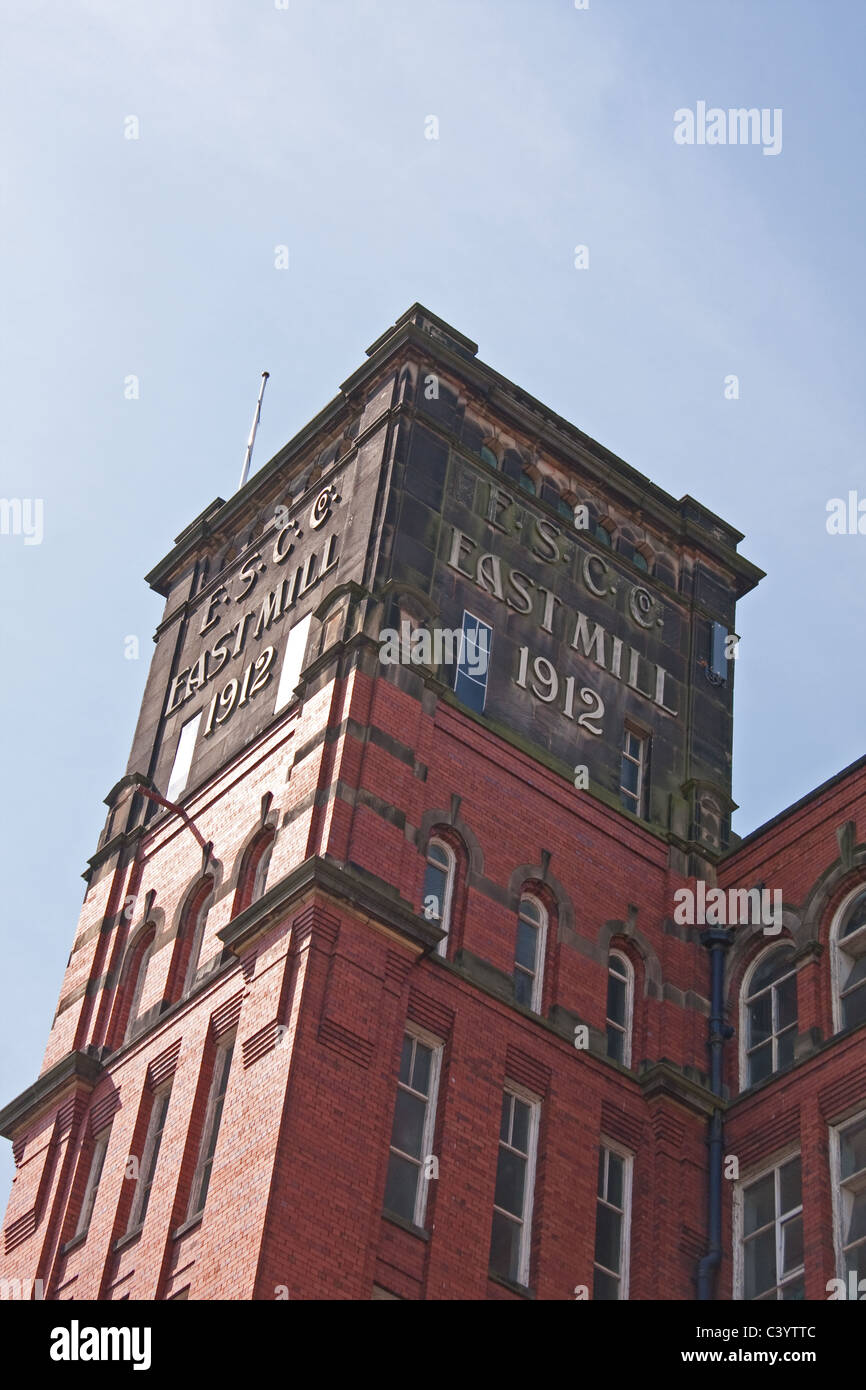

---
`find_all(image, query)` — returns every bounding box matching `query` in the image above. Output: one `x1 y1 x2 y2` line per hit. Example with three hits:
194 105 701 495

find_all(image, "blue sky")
1 0 864 1200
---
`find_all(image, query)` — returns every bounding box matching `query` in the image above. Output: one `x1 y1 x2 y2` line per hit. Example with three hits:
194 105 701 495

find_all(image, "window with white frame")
188 1037 234 1221
125 931 155 1042
606 953 633 1067
183 886 215 995
620 728 649 817
489 1087 540 1287
383 1030 442 1228
742 948 798 1088
75 1128 111 1240
833 888 866 1032
422 839 455 958
514 894 547 1012
128 1084 172 1232
831 1111 866 1283
593 1143 632 1299
453 611 491 714
737 1154 804 1300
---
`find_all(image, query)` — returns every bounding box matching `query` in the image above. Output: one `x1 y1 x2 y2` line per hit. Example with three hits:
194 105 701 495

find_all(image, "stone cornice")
0 1050 104 1140
218 854 445 957
638 1059 717 1118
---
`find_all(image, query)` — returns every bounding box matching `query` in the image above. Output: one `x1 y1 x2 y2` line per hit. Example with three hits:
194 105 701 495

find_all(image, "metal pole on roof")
238 371 270 490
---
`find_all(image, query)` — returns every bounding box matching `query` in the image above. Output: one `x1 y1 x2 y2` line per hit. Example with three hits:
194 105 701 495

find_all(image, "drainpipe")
696 925 735 1300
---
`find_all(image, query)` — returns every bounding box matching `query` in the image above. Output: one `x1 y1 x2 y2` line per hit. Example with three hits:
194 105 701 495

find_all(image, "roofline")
143 303 765 597
730 750 866 851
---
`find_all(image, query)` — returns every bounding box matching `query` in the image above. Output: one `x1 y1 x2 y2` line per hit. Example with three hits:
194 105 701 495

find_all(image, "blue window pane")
709 621 728 682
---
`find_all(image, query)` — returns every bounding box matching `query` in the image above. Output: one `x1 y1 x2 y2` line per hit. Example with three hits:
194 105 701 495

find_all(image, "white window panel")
274 613 312 714
166 711 202 802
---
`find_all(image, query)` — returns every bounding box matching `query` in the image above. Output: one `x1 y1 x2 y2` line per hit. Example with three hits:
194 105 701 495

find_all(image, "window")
501 450 525 484
633 550 649 574
832 1112 866 1283
708 620 729 683
124 929 155 1042
383 1030 442 1228
188 1038 234 1221
182 882 215 995
833 889 866 1032
620 728 648 817
234 830 275 917
422 839 455 957
75 1129 111 1240
606 952 633 1067
594 521 612 548
480 445 499 470
251 838 273 902
274 612 312 714
519 471 537 496
453 611 491 714
742 949 798 1087
737 1155 804 1300
513 895 547 1012
489 1088 540 1286
166 711 202 802
593 1144 632 1299
128 1086 172 1232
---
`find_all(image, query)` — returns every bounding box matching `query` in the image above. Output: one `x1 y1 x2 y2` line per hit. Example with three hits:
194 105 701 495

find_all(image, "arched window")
422 839 455 958
184 882 214 993
606 952 634 1067
519 470 537 496
124 926 156 1043
514 895 547 1012
833 889 866 1032
165 877 215 1004
480 445 499 471
741 948 798 1087
594 520 613 548
233 829 276 918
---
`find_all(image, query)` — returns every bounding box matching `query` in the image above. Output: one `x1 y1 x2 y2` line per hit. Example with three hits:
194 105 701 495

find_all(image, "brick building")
1 306 863 1302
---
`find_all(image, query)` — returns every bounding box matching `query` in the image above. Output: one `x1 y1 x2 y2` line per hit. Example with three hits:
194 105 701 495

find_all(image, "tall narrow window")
188 1038 234 1221
708 620 729 683
234 829 276 917
593 1144 633 1299
738 1155 804 1299
124 929 156 1043
454 611 491 714
182 882 215 995
742 949 798 1087
383 1030 442 1228
619 728 648 817
832 1112 866 1283
128 1085 172 1232
606 952 633 1066
166 712 202 802
833 889 866 1032
513 895 546 1012
422 839 455 957
489 1088 540 1287
274 612 312 714
75 1128 111 1240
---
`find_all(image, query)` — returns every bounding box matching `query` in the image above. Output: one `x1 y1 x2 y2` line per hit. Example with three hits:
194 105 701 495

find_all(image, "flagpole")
238 371 270 490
